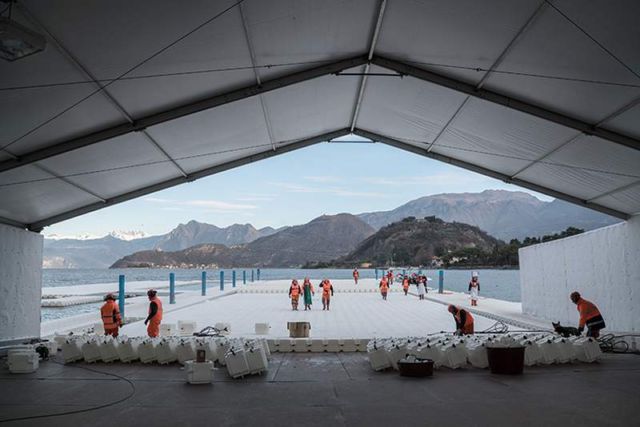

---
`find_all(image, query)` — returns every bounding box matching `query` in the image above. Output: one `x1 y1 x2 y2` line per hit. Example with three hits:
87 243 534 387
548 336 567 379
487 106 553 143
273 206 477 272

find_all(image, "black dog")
552 321 581 337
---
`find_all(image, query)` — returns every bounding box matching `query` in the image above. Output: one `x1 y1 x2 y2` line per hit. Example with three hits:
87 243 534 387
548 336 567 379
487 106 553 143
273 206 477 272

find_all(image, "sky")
45 137 552 238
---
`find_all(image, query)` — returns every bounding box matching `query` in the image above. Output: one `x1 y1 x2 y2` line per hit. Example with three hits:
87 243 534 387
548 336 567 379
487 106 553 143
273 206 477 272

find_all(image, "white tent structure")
0 0 639 343
0 0 639 231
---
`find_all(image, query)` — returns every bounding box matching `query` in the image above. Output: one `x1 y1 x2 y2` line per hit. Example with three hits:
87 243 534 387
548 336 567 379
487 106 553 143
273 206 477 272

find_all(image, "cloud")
360 173 489 187
235 193 275 202
144 197 257 212
303 175 342 183
268 182 386 198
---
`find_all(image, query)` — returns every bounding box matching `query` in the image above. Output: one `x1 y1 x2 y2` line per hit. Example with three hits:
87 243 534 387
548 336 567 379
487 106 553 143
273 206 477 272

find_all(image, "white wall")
519 216 640 333
0 223 43 344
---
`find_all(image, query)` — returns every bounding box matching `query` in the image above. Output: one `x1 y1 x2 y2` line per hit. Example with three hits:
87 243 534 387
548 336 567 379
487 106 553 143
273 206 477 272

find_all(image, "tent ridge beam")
26 128 350 231
354 128 630 221
371 56 640 152
0 55 368 175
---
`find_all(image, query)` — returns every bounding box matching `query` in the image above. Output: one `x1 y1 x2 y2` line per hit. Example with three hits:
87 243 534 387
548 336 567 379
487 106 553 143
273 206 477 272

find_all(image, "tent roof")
1 0 639 231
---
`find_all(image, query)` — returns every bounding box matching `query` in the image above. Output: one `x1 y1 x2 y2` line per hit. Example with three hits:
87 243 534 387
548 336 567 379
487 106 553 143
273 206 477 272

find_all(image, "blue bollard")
257 268 261 281
438 270 444 294
169 272 176 304
243 270 246 285
201 271 207 296
375 268 379 280
251 270 254 282
118 275 125 320
220 271 224 291
232 270 236 288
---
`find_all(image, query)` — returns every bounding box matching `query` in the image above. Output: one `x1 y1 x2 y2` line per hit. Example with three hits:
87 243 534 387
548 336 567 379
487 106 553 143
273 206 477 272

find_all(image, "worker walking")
379 276 389 300
402 276 410 296
144 289 163 338
319 279 334 311
570 291 606 338
448 305 474 335
302 277 315 311
100 293 122 337
387 269 394 285
289 279 302 311
353 268 360 285
469 272 480 306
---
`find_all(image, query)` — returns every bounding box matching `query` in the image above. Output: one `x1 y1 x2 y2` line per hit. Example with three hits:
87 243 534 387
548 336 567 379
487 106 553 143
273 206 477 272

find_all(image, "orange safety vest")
577 298 601 328
455 309 474 334
321 282 332 297
100 300 121 329
402 279 409 289
149 296 163 322
353 270 359 278
380 279 389 291
290 284 301 297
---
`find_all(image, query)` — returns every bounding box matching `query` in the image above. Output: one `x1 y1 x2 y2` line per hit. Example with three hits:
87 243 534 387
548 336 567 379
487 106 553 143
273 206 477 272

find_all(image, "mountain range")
110 214 375 269
44 190 620 268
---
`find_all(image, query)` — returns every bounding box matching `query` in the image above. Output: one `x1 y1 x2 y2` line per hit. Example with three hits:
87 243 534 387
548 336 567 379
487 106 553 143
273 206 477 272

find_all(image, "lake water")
42 268 521 322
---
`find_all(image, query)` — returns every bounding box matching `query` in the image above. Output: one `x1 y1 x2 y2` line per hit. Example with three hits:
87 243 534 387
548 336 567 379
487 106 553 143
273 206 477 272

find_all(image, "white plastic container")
310 339 327 353
574 337 602 363
7 348 39 373
138 339 158 363
62 338 84 363
254 323 271 335
553 337 575 363
81 340 102 363
156 338 178 364
117 337 140 363
260 338 271 359
176 339 197 364
214 322 231 335
293 339 311 353
178 321 197 336
98 337 120 363
367 342 391 371
246 345 269 374
340 339 357 352
93 322 105 335
466 343 489 369
185 360 215 384
441 343 467 369
326 339 341 353
385 343 408 371
160 323 176 337
521 340 543 366
195 338 218 362
225 348 250 379
278 339 293 353
535 337 558 365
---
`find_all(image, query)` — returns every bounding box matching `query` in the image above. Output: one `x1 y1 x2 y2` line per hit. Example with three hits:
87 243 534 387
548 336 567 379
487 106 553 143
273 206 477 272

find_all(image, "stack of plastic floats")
265 338 369 353
367 332 602 372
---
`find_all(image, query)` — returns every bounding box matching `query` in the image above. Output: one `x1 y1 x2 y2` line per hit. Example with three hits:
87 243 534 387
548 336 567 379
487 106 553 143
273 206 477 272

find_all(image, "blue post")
257 268 261 281
403 269 406 278
220 270 224 291
201 271 207 296
243 270 247 285
169 272 176 304
118 275 125 320
375 268 379 280
232 270 236 288
438 270 444 294
251 270 254 282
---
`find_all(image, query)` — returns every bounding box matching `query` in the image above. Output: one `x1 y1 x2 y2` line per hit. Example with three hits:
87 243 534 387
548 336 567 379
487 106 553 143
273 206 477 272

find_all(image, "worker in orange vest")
144 289 163 338
448 305 474 335
379 277 389 300
352 268 360 285
570 291 606 338
386 270 394 285
319 279 334 311
100 293 122 337
402 277 410 296
289 279 302 311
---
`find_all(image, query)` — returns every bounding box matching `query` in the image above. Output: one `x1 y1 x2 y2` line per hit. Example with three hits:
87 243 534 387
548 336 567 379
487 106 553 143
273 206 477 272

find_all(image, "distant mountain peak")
108 230 148 241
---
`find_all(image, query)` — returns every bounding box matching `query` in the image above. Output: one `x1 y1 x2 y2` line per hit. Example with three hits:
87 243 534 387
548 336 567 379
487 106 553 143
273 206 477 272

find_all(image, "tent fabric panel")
0 165 98 224
145 96 271 173
604 102 640 140
240 0 375 81
375 0 542 85
597 187 640 216
355 66 468 144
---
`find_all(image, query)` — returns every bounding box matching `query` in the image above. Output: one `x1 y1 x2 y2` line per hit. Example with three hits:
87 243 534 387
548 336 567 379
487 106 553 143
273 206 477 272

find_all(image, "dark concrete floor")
1 352 639 426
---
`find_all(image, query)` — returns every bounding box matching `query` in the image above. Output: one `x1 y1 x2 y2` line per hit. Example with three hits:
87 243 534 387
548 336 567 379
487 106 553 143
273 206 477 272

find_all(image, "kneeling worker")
448 305 474 335
101 293 122 337
144 289 163 337
570 291 605 338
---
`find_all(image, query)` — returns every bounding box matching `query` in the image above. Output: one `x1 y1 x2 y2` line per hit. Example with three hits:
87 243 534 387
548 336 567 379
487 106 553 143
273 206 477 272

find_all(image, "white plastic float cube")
53 333 69 348
325 339 341 353
216 339 232 365
277 339 293 353
7 348 39 373
178 321 197 337
93 322 105 335
225 347 250 379
81 339 102 363
260 338 271 359
156 338 178 364
293 339 311 353
117 337 140 363
340 339 357 352
266 339 278 354
385 342 408 371
254 323 271 335
367 341 391 371
138 339 159 363
185 360 215 384
520 340 543 366
535 337 558 365
441 342 467 369
573 337 602 363
466 342 489 369
195 338 218 363
62 338 84 363
553 337 575 363
246 345 269 374
98 337 120 363
310 339 327 353
160 323 176 337
176 339 197 364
